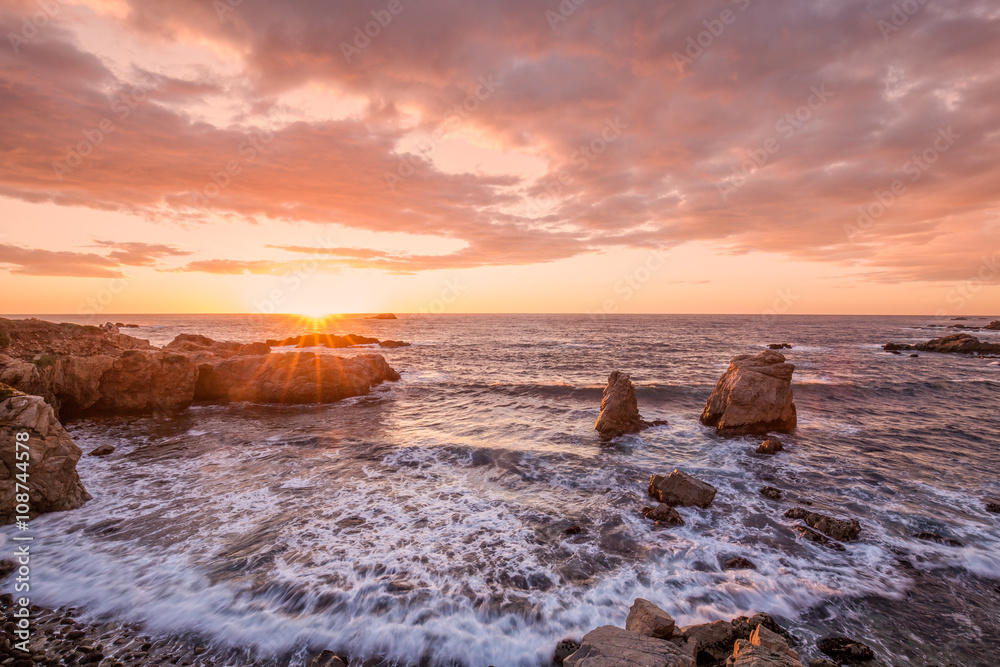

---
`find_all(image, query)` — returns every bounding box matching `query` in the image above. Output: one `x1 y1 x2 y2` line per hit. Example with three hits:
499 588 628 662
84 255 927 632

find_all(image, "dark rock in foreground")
89 444 115 457
756 436 784 454
626 599 675 639
723 556 757 570
649 469 717 508
986 499 1000 513
700 351 796 437
642 503 684 526
817 636 875 664
309 651 348 667
785 507 861 542
0 393 90 524
554 639 581 665
761 486 783 500
794 525 846 551
563 625 694 667
595 370 665 441
883 333 1000 355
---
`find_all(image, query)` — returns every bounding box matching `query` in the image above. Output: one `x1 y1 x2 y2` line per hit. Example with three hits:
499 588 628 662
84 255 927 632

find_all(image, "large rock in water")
564 625 695 667
595 371 644 440
883 333 1000 355
649 469 717 508
700 351 796 437
0 392 90 524
195 352 400 403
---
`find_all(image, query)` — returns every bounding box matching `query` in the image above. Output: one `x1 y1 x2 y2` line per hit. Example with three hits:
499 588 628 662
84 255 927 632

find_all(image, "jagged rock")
985 320 1000 330
729 625 803 666
760 486 783 500
89 445 115 457
756 437 784 454
985 499 1000 513
309 651 348 667
626 599 676 639
784 508 860 541
675 620 735 663
767 344 793 350
378 340 411 348
554 639 582 665
0 394 90 524
816 636 875 664
723 557 756 571
793 525 845 551
195 352 399 404
564 625 694 667
883 333 1000 355
642 504 684 526
595 371 645 441
731 613 794 645
913 531 963 548
700 351 796 437
649 469 717 508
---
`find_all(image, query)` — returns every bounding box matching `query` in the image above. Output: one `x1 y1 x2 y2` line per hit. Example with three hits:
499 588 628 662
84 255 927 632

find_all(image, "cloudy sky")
1 0 998 316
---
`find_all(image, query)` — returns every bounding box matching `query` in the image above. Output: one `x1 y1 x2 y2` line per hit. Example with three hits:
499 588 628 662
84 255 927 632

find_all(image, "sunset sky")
1 0 998 316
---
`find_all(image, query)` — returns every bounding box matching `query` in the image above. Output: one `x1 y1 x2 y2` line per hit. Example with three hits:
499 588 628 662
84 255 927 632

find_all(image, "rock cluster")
0 393 90 524
784 507 861 542
883 333 1000 355
594 370 666 441
700 351 797 437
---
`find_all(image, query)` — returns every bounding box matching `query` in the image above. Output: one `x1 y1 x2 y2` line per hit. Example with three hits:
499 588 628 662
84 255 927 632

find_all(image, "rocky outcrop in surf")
883 333 1000 355
0 390 90 524
785 507 861 542
986 320 1000 330
0 318 401 417
594 370 665 441
700 351 796 437
265 333 380 348
649 469 717 508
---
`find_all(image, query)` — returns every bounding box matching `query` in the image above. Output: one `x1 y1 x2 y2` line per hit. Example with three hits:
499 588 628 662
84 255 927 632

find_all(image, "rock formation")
760 486 783 500
649 469 717 508
563 625 694 667
0 392 90 524
642 503 684 526
700 351 796 437
378 340 411 348
784 507 861 542
595 371 665 441
723 557 756 570
912 531 963 548
756 436 784 454
883 333 1000 355
986 320 1000 330
369 313 398 320
816 636 875 664
265 333 379 348
985 498 1000 513
626 599 676 639
730 625 803 667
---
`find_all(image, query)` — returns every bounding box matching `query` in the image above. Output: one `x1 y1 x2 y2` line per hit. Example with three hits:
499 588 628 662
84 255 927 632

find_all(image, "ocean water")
4 314 1000 666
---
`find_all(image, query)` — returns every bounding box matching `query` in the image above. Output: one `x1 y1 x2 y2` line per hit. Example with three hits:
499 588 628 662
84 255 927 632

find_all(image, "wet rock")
625 599 675 639
816 636 875 664
0 560 15 578
784 507 861 541
378 340 411 348
674 620 735 663
985 320 1000 330
985 499 1000 513
883 333 1000 355
760 486 783 500
642 504 684 526
723 557 756 570
0 394 90 524
768 343 793 350
731 612 795 645
756 436 784 455
910 354 919 357
649 470 717 508
88 444 115 457
807 659 839 667
913 531 964 547
793 525 845 551
554 639 581 665
310 651 348 667
731 625 803 667
595 371 645 441
700 351 796 437
564 525 583 535
563 625 694 667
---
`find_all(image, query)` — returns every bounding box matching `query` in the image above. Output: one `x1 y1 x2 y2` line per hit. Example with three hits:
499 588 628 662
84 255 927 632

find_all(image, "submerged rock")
985 499 1000 513
378 340 411 348
816 636 875 664
700 351 796 437
785 507 861 541
756 436 784 454
760 486 783 500
369 313 398 320
0 393 90 524
88 444 115 457
768 343 793 349
913 531 964 548
642 503 684 526
793 525 846 551
883 333 1000 355
625 599 676 639
563 625 694 667
723 557 757 571
649 469 717 508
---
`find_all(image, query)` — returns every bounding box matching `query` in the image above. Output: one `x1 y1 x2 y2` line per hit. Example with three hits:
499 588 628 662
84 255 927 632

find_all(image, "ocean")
5 314 1000 666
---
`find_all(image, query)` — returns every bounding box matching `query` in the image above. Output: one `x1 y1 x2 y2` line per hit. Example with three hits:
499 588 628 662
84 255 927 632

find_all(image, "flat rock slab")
626 599 676 639
649 469 717 508
564 625 695 667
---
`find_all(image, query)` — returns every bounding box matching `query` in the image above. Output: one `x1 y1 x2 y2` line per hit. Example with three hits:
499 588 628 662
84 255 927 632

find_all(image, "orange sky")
0 0 998 316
